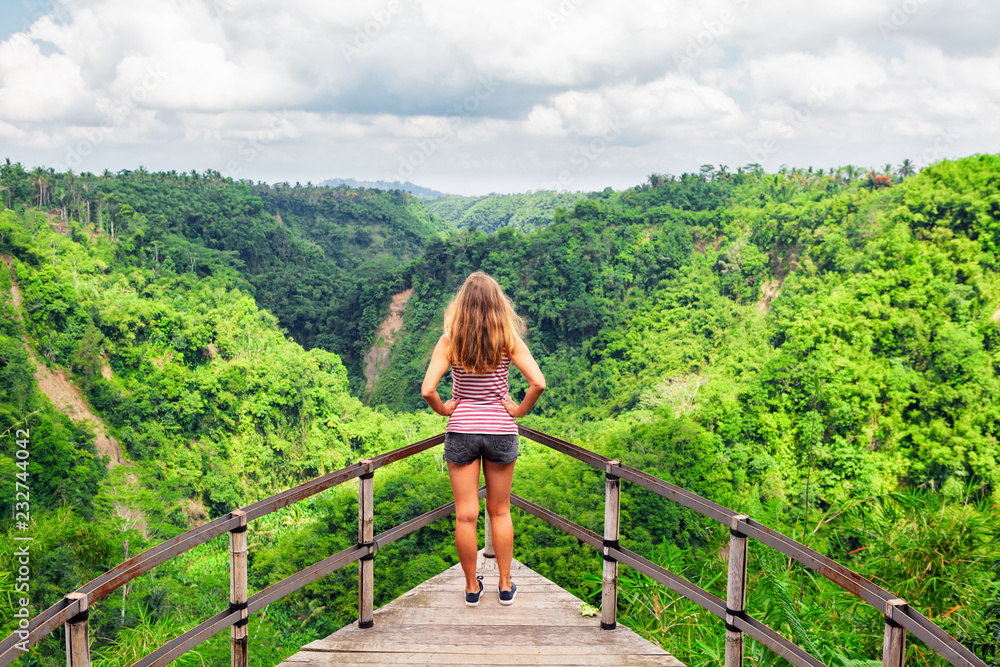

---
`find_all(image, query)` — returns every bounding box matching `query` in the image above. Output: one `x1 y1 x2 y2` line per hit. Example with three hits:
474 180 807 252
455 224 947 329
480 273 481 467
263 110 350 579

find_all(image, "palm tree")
896 159 916 179
56 187 67 221
81 183 91 228
840 165 859 186
31 167 50 207
67 169 77 216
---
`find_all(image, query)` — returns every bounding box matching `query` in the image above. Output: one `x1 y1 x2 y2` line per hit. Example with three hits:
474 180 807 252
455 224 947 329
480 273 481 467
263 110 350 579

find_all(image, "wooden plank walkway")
279 550 683 666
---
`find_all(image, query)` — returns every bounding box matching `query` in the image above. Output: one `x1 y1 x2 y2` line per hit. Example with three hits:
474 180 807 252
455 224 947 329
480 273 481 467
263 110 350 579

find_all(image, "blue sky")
0 0 998 195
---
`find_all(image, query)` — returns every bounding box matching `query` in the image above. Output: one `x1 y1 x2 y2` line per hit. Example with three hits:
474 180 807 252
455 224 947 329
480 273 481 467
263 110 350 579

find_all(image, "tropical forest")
0 154 998 666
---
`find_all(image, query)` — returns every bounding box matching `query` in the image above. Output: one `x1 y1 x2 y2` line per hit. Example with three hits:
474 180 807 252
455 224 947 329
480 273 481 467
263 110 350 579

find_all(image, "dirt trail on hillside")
755 246 801 312
5 256 21 310
46 211 69 236
364 288 414 395
756 278 783 312
2 254 127 469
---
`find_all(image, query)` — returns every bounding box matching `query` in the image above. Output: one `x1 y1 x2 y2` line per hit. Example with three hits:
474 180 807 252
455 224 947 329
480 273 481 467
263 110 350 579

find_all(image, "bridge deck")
279 551 683 666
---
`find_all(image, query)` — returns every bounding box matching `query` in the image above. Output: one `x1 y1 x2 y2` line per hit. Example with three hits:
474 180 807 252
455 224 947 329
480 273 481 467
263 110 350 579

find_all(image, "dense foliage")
366 157 1000 663
0 155 997 666
0 161 450 386
425 190 586 233
371 159 1000 503
0 200 448 665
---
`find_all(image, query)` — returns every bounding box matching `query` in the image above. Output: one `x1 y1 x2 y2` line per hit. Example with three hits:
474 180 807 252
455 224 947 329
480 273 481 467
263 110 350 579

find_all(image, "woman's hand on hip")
442 397 461 416
501 394 521 418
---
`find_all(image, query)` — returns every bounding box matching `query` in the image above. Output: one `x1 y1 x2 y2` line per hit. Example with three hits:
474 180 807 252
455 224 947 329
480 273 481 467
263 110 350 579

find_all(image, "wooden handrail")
515 425 985 667
0 427 985 667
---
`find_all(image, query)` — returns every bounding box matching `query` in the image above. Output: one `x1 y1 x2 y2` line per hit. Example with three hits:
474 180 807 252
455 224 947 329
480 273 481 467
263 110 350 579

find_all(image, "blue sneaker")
498 581 517 606
465 575 485 607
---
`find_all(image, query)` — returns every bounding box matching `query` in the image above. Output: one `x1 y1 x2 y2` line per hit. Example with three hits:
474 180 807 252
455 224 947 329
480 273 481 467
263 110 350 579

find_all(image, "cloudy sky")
0 0 997 195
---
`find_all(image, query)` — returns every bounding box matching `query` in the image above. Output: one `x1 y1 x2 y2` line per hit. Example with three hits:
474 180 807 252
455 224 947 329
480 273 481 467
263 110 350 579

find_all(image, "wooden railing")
0 427 986 667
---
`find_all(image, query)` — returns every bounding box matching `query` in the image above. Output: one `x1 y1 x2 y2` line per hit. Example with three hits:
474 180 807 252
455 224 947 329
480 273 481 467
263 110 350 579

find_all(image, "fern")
748 486 825 661
755 528 824 659
92 605 204 667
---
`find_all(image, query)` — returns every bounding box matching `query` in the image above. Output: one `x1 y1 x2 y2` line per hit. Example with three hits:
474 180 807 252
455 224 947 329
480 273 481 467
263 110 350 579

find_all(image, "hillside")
368 159 1000 503
0 201 458 664
0 157 997 666
321 178 447 201
362 158 1000 662
0 164 452 388
425 190 587 233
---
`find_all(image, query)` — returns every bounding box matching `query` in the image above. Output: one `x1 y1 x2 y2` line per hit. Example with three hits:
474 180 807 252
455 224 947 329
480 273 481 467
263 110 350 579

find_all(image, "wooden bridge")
0 426 987 667
280 551 683 666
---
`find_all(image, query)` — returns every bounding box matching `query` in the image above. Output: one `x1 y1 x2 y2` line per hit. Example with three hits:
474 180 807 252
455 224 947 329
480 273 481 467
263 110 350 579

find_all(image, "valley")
0 157 997 665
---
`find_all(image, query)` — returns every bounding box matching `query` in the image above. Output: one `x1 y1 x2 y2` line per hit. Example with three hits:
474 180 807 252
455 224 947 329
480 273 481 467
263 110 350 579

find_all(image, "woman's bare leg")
483 459 516 591
447 459 483 594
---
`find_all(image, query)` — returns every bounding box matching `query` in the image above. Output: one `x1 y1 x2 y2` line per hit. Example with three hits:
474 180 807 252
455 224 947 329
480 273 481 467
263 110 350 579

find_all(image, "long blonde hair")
444 271 526 374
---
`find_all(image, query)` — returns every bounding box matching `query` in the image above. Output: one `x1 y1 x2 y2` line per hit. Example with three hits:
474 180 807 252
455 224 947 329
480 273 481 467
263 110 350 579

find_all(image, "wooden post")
601 461 621 630
229 509 248 667
484 507 495 558
882 599 907 667
358 460 375 629
64 592 90 667
725 514 750 667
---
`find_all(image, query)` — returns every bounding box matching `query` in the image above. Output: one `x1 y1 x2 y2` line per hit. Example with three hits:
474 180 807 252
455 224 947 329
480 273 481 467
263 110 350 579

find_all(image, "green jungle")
0 155 998 666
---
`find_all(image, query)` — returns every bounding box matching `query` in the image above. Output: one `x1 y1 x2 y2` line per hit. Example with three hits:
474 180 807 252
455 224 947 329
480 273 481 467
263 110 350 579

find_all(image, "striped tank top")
446 354 518 435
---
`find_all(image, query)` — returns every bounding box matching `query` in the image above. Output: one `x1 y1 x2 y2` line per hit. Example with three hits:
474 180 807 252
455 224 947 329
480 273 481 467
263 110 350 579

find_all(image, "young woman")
421 271 545 607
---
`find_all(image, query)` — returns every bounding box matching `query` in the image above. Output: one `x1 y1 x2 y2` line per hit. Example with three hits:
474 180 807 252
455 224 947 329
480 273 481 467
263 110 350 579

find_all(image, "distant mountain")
321 178 447 200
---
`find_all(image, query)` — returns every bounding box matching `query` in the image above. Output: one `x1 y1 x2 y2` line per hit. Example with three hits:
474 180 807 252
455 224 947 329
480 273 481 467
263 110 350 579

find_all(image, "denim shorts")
443 432 520 466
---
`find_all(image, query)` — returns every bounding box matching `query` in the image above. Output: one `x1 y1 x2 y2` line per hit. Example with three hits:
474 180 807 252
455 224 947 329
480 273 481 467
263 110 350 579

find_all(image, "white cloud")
523 105 566 137
0 0 997 192
0 35 94 123
0 120 38 143
726 41 889 107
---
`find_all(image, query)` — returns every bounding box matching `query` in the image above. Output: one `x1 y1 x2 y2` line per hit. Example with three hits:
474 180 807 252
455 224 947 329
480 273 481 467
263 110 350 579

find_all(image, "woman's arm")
501 336 546 419
421 334 460 416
